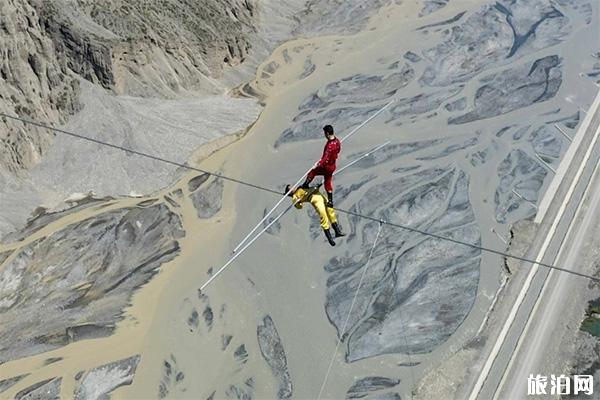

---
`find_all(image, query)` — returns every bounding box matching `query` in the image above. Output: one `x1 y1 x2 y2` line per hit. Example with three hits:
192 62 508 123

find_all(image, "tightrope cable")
200 148 389 291
3 112 599 283
0 112 282 196
232 100 393 253
338 209 600 282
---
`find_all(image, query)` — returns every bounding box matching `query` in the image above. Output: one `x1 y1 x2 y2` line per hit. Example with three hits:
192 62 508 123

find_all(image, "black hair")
323 125 334 135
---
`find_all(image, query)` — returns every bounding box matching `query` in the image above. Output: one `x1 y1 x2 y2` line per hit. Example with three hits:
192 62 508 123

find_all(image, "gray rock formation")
387 85 464 125
0 0 260 172
299 58 316 80
40 0 257 97
495 149 547 223
0 0 264 238
299 68 415 111
0 0 595 398
325 168 480 361
0 203 184 363
420 0 570 87
263 207 282 235
512 125 531 141
0 0 412 240
188 174 210 192
403 51 422 63
0 250 12 265
0 0 402 179
74 355 141 400
449 55 563 124
0 0 80 173
234 344 249 364
43 357 63 366
0 374 28 394
276 105 381 147
494 0 566 58
225 378 254 400
346 376 400 399
257 316 293 399
416 11 466 31
222 334 234 351
347 139 442 169
2 196 111 244
370 393 401 400
444 97 467 112
158 355 186 399
185 290 261 400
276 66 414 146
14 378 62 400
529 125 564 162
416 136 479 161
292 0 398 36
549 111 580 130
189 176 224 219
419 0 449 17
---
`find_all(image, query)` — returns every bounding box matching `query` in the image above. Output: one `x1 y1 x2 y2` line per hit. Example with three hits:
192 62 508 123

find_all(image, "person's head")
323 124 334 139
284 184 293 197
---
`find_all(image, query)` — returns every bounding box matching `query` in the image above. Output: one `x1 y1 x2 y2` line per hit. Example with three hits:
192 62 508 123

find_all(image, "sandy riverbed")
1 0 599 399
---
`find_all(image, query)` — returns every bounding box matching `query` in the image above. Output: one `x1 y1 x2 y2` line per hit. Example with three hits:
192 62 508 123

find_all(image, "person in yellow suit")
285 183 345 246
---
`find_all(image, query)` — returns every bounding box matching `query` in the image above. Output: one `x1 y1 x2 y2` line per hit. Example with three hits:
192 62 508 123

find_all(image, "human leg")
326 206 345 237
323 170 334 194
313 198 331 230
303 166 325 188
326 207 345 237
313 197 335 246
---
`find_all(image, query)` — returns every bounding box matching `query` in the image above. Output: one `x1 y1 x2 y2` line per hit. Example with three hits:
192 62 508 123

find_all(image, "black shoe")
323 229 336 246
301 179 311 189
332 222 346 238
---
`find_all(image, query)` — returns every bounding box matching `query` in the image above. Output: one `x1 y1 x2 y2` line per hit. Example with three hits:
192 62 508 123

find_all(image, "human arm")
317 142 332 167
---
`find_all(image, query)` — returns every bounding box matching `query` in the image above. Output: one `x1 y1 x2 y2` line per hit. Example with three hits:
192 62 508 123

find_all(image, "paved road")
497 137 600 399
468 89 600 400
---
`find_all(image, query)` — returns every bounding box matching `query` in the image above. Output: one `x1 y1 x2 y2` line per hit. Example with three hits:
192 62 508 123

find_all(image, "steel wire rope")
3 112 599 283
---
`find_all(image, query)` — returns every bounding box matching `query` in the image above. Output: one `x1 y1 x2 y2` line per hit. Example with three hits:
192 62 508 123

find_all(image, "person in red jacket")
302 125 341 208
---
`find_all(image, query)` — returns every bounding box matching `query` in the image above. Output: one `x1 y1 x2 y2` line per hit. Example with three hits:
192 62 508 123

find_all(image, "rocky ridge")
0 0 259 175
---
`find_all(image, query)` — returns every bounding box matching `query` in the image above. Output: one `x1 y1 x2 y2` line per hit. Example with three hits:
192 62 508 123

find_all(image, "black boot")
332 222 346 238
323 228 336 246
302 177 312 189
327 191 334 207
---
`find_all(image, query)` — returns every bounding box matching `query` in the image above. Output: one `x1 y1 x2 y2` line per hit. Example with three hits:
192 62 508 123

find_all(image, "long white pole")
333 141 390 175
232 165 314 253
339 101 394 143
200 141 391 291
232 100 394 253
200 202 295 291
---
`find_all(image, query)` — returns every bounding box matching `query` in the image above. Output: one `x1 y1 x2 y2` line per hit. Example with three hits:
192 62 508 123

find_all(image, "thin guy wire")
316 222 384 400
3 112 599 283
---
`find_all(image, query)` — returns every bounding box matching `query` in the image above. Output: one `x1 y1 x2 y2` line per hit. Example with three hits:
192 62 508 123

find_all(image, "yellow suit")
292 187 338 230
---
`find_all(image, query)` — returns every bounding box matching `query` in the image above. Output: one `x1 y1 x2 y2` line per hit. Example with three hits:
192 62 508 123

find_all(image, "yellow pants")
310 194 337 230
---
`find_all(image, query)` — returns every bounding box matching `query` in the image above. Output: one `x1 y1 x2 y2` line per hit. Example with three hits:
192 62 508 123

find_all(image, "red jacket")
318 138 341 167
